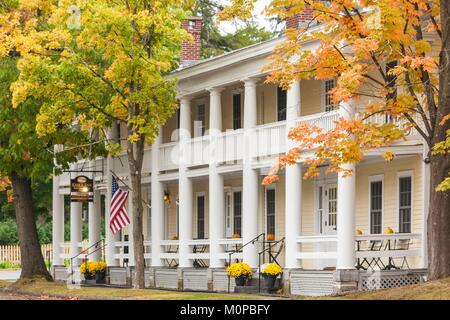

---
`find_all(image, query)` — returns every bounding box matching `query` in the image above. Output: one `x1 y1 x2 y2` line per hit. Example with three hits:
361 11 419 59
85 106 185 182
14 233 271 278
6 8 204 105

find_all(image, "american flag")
109 176 130 234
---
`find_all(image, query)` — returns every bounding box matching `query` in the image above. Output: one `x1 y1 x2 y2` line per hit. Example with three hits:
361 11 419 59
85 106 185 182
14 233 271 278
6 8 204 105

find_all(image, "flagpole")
110 170 151 209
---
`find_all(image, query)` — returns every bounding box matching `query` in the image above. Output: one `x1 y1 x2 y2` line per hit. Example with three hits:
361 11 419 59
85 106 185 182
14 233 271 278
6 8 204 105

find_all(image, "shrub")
0 219 18 245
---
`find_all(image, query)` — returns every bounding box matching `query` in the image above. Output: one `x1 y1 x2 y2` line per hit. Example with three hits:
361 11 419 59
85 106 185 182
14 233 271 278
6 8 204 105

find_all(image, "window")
277 87 287 121
233 191 242 236
386 60 398 101
370 179 383 234
324 79 337 111
399 175 412 233
266 188 276 236
195 104 206 137
197 194 205 239
232 93 242 130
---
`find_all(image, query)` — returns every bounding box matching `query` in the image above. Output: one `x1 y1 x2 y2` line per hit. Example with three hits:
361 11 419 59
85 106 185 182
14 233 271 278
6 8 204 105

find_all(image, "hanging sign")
70 175 94 202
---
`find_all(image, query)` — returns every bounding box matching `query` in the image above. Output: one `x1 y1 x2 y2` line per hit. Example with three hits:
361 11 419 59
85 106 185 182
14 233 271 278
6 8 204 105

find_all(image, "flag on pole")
109 175 130 234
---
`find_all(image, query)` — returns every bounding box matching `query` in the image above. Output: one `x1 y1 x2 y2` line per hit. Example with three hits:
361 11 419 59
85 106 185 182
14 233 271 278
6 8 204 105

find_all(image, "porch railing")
296 233 422 267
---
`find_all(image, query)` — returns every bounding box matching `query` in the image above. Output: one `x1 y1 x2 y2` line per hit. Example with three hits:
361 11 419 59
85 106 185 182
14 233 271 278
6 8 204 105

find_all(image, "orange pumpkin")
267 233 275 241
232 233 241 239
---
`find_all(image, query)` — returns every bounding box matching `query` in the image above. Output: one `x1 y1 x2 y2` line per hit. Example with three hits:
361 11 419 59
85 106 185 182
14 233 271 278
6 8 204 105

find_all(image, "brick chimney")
285 5 315 29
181 17 202 67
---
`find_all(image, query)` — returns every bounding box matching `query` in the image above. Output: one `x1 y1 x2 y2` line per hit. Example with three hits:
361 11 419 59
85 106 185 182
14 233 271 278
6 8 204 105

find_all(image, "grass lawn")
1 277 450 300
0 279 291 300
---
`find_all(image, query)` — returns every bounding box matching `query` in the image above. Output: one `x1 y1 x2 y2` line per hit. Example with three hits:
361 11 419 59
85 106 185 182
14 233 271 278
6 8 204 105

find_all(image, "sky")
217 0 279 34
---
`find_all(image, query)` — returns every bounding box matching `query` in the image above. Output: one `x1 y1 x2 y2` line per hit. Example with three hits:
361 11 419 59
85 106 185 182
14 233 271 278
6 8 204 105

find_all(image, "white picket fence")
0 244 54 265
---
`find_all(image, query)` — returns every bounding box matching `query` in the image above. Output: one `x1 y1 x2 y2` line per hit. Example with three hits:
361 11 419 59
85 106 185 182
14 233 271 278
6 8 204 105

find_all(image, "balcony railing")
157 111 341 170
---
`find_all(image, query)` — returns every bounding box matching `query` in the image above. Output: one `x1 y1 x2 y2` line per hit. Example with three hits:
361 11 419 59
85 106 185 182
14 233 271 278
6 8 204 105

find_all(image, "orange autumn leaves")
262 117 407 186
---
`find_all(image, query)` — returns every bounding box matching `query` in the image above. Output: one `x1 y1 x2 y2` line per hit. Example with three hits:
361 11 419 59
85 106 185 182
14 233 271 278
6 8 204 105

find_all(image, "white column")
151 127 165 267
52 150 65 266
70 163 83 266
336 101 356 270
285 80 302 269
105 125 120 266
208 87 225 268
242 78 259 268
178 97 193 268
88 188 101 261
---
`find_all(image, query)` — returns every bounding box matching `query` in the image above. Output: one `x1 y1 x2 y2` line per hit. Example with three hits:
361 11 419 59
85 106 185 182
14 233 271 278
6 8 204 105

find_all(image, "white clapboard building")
51 14 436 296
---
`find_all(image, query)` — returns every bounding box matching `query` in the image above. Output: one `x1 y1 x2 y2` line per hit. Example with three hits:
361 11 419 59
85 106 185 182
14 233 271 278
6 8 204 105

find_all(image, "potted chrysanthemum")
262 263 282 289
88 261 107 283
227 262 252 286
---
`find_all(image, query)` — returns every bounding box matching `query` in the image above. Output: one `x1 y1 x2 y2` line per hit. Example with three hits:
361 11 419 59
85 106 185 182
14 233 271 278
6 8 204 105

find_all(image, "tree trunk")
130 168 145 289
427 0 450 280
127 138 145 289
11 172 52 281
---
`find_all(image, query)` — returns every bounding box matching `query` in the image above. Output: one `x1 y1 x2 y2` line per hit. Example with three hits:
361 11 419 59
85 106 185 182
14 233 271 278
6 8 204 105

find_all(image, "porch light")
163 192 170 203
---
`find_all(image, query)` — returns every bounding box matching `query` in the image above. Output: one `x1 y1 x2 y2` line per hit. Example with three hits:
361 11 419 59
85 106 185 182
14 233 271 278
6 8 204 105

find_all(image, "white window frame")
194 99 206 138
195 192 206 239
321 79 337 112
397 170 414 233
231 89 243 130
264 185 276 237
368 174 384 234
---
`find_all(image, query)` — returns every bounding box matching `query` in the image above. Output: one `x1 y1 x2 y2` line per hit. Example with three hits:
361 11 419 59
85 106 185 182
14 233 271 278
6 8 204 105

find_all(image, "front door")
317 183 337 269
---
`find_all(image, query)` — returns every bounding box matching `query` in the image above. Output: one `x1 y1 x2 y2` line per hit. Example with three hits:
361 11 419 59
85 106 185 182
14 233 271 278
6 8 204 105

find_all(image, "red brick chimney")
285 6 315 29
181 17 202 67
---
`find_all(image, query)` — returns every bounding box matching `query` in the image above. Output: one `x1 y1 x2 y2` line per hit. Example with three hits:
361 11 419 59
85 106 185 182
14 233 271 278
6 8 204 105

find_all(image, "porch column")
52 145 64 266
242 78 259 268
105 125 120 266
151 126 165 267
285 80 302 269
88 185 102 262
208 87 225 268
178 97 193 268
336 101 356 270
70 163 83 266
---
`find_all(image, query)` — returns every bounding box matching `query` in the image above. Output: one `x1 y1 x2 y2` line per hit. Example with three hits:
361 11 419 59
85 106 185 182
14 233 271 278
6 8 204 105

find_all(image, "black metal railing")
257 237 285 293
69 239 106 284
227 233 265 293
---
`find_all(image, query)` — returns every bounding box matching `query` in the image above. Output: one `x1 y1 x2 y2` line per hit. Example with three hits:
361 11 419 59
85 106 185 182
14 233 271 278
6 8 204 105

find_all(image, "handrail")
69 239 105 284
227 233 265 293
257 237 285 293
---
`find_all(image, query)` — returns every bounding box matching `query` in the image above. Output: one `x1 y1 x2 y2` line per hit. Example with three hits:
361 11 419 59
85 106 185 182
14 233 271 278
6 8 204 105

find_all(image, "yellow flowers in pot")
227 262 252 279
262 263 282 277
79 261 106 275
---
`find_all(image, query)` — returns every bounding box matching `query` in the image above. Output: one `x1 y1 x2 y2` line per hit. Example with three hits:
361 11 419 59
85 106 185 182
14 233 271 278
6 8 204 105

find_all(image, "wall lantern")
163 191 170 203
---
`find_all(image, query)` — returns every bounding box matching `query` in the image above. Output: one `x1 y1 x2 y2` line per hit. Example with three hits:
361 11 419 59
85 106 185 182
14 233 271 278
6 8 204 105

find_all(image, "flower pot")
84 273 94 280
235 276 247 286
95 271 106 284
265 276 277 289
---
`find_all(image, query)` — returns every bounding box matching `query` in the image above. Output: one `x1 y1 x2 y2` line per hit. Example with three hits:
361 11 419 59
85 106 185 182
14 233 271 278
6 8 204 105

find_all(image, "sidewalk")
0 269 21 281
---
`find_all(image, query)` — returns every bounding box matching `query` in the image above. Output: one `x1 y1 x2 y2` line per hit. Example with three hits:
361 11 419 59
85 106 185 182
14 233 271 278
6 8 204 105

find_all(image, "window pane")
370 181 383 234
325 79 337 111
277 87 287 121
197 195 205 239
399 176 412 233
266 189 276 236
233 94 241 130
233 191 242 235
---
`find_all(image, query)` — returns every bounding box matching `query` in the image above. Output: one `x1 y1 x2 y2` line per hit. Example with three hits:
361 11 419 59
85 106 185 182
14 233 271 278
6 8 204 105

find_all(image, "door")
317 183 337 269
